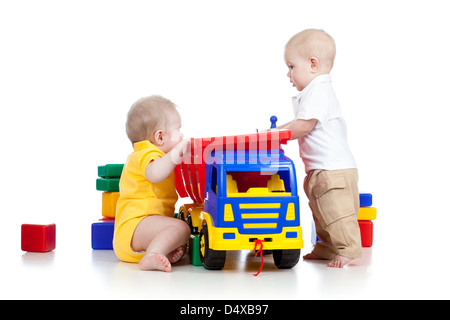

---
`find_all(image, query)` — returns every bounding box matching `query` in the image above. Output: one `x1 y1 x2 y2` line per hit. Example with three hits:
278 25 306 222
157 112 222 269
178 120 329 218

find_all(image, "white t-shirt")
292 74 357 173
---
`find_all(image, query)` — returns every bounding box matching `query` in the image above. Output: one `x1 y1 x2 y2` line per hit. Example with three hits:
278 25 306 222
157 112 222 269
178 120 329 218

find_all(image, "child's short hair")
286 29 336 71
126 95 177 143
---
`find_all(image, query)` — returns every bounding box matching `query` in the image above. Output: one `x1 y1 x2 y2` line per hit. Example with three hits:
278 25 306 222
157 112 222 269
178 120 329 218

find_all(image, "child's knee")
174 219 190 237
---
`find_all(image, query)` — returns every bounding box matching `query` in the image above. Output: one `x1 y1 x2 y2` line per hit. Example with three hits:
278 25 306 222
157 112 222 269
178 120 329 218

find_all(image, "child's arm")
145 140 189 183
276 119 317 140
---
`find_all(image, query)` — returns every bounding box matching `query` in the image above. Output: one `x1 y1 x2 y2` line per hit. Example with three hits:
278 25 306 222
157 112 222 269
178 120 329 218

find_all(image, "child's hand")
177 139 190 157
172 139 190 164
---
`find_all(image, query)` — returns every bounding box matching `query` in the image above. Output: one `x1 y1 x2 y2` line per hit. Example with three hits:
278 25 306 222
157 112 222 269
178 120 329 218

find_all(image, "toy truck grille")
222 197 299 235
205 163 300 237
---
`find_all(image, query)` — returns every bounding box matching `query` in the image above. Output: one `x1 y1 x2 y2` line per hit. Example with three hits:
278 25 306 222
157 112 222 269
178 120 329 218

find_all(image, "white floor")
3 214 449 300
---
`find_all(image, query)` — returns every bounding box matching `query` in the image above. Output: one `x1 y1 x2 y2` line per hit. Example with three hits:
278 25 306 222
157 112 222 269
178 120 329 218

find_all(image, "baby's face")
160 109 184 153
284 45 315 91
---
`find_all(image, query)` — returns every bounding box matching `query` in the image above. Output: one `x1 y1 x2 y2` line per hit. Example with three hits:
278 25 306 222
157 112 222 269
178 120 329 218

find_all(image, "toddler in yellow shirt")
113 95 191 272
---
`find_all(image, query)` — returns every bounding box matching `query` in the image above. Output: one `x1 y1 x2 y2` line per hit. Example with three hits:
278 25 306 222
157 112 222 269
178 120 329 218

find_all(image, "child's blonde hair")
126 95 177 143
286 29 336 72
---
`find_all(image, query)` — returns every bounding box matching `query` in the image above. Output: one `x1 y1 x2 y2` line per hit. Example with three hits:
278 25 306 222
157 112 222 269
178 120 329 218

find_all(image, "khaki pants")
304 169 362 259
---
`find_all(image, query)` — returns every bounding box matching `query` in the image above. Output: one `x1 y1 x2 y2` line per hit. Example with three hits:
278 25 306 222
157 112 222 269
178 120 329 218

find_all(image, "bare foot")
303 252 327 260
328 254 353 268
139 252 172 272
167 245 187 264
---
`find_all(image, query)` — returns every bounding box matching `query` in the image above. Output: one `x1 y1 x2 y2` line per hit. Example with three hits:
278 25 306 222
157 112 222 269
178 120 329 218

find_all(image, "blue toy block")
91 220 115 250
359 193 372 207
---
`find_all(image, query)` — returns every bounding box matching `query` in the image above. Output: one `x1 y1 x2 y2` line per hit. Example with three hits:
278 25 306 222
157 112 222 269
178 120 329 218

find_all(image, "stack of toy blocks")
92 164 123 250
357 193 376 247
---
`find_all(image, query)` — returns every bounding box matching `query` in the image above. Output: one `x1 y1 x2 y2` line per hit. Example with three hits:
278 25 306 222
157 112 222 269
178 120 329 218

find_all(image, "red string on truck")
253 239 265 276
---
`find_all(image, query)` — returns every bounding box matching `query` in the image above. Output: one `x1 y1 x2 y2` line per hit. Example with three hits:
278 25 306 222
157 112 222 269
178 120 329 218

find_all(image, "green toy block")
96 178 120 192
189 234 202 266
98 164 124 178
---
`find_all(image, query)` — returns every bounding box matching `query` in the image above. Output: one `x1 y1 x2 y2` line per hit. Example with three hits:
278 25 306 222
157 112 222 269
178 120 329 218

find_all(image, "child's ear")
310 57 320 73
153 130 164 146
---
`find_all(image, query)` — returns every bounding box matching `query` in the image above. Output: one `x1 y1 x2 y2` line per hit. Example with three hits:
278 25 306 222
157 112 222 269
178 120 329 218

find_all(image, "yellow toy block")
357 207 377 221
102 192 120 218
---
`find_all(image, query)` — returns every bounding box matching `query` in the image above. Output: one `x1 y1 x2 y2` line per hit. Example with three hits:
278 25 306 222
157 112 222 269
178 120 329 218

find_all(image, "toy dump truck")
175 130 303 270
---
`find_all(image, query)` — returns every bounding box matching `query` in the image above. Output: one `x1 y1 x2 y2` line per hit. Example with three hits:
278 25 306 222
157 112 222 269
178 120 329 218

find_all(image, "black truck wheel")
199 222 226 270
273 249 301 269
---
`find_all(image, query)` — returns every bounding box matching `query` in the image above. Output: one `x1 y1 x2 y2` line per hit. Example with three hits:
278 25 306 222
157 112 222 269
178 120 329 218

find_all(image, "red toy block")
21 224 56 252
358 220 373 248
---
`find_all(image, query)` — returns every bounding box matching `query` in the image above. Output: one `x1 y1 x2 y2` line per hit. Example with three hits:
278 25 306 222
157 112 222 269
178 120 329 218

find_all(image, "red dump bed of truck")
174 130 291 204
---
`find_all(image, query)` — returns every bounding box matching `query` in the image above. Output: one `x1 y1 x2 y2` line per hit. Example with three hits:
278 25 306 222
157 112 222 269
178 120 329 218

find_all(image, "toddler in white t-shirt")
275 29 362 268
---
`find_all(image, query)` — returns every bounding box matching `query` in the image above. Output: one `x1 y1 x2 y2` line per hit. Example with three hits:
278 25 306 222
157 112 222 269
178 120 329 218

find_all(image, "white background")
1 0 449 299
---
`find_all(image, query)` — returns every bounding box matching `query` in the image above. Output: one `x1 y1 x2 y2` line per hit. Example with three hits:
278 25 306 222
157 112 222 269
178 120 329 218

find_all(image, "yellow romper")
113 140 178 263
